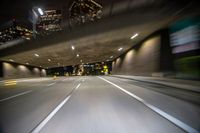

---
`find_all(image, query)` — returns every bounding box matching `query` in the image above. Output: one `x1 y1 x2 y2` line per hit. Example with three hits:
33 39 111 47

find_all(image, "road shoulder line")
98 76 199 133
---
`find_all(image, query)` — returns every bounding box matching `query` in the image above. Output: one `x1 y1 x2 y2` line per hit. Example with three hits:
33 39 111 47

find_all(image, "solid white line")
31 83 81 133
98 76 199 133
46 82 56 86
0 90 32 102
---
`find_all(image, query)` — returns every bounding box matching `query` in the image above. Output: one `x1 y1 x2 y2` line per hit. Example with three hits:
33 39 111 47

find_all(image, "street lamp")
38 8 44 15
32 7 44 38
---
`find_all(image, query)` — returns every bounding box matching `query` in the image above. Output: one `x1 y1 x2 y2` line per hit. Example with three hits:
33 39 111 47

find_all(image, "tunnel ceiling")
0 0 199 68
0 19 169 68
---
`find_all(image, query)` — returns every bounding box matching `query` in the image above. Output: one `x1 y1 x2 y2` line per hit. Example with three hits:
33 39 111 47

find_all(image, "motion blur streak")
98 76 199 133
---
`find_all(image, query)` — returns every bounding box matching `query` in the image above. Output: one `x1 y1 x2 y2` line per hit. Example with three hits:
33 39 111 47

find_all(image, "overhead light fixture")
71 46 75 50
110 56 113 59
118 47 123 51
80 60 83 62
131 33 138 39
9 59 14 62
38 8 44 15
26 62 29 65
77 54 79 57
106 59 109 62
48 59 51 62
34 53 39 57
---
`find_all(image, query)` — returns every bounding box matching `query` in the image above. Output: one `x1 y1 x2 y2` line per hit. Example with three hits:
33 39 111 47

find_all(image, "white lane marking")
31 83 81 133
62 78 74 81
98 76 199 133
0 90 32 102
75 83 81 90
46 82 56 86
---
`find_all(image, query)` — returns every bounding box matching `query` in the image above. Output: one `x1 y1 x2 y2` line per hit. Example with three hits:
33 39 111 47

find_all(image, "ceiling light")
118 47 123 51
77 54 79 57
38 8 44 15
80 60 83 62
131 33 138 39
34 53 39 57
48 59 51 62
106 59 109 62
26 62 29 65
9 59 14 62
110 56 113 59
71 46 75 50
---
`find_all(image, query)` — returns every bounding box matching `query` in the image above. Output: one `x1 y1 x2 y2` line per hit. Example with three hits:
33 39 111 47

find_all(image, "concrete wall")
111 29 174 76
112 36 161 76
2 62 46 79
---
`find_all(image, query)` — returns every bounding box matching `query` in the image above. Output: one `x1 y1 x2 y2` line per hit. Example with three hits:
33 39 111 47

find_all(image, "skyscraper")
0 19 33 45
32 7 62 36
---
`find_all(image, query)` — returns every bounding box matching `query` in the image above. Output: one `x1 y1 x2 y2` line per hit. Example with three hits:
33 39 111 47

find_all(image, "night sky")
0 0 197 26
0 0 69 25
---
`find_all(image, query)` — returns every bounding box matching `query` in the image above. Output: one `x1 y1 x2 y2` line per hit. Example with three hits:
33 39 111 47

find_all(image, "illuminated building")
0 19 33 44
32 8 62 36
69 0 102 25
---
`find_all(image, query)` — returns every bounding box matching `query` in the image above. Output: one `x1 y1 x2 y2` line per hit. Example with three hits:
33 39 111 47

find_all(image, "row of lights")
8 33 138 67
71 45 82 63
117 33 139 53
34 53 63 67
9 59 30 66
8 57 42 68
105 33 138 62
10 53 51 68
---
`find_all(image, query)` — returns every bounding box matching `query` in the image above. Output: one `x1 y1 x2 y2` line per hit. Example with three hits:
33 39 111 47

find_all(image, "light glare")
71 46 75 50
131 33 138 39
9 59 14 62
38 8 44 15
34 53 39 57
118 48 123 51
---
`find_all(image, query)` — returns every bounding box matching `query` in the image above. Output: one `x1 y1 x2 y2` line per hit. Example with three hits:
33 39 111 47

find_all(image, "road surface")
0 76 199 133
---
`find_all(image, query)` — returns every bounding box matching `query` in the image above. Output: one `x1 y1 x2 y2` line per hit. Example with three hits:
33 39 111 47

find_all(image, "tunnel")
0 0 200 133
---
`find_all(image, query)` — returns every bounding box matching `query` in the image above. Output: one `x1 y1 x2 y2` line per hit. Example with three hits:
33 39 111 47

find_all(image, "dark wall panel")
112 35 161 76
2 62 46 79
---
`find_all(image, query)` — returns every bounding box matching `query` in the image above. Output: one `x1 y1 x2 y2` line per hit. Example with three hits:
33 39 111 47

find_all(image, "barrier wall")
1 62 46 79
111 29 174 76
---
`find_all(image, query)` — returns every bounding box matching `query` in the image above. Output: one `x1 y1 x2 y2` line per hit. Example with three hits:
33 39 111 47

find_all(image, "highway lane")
103 76 200 131
0 76 199 133
0 77 83 133
0 78 57 99
39 76 186 133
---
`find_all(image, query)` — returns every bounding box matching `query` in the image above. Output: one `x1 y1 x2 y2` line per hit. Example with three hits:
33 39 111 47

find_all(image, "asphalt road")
0 76 199 133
